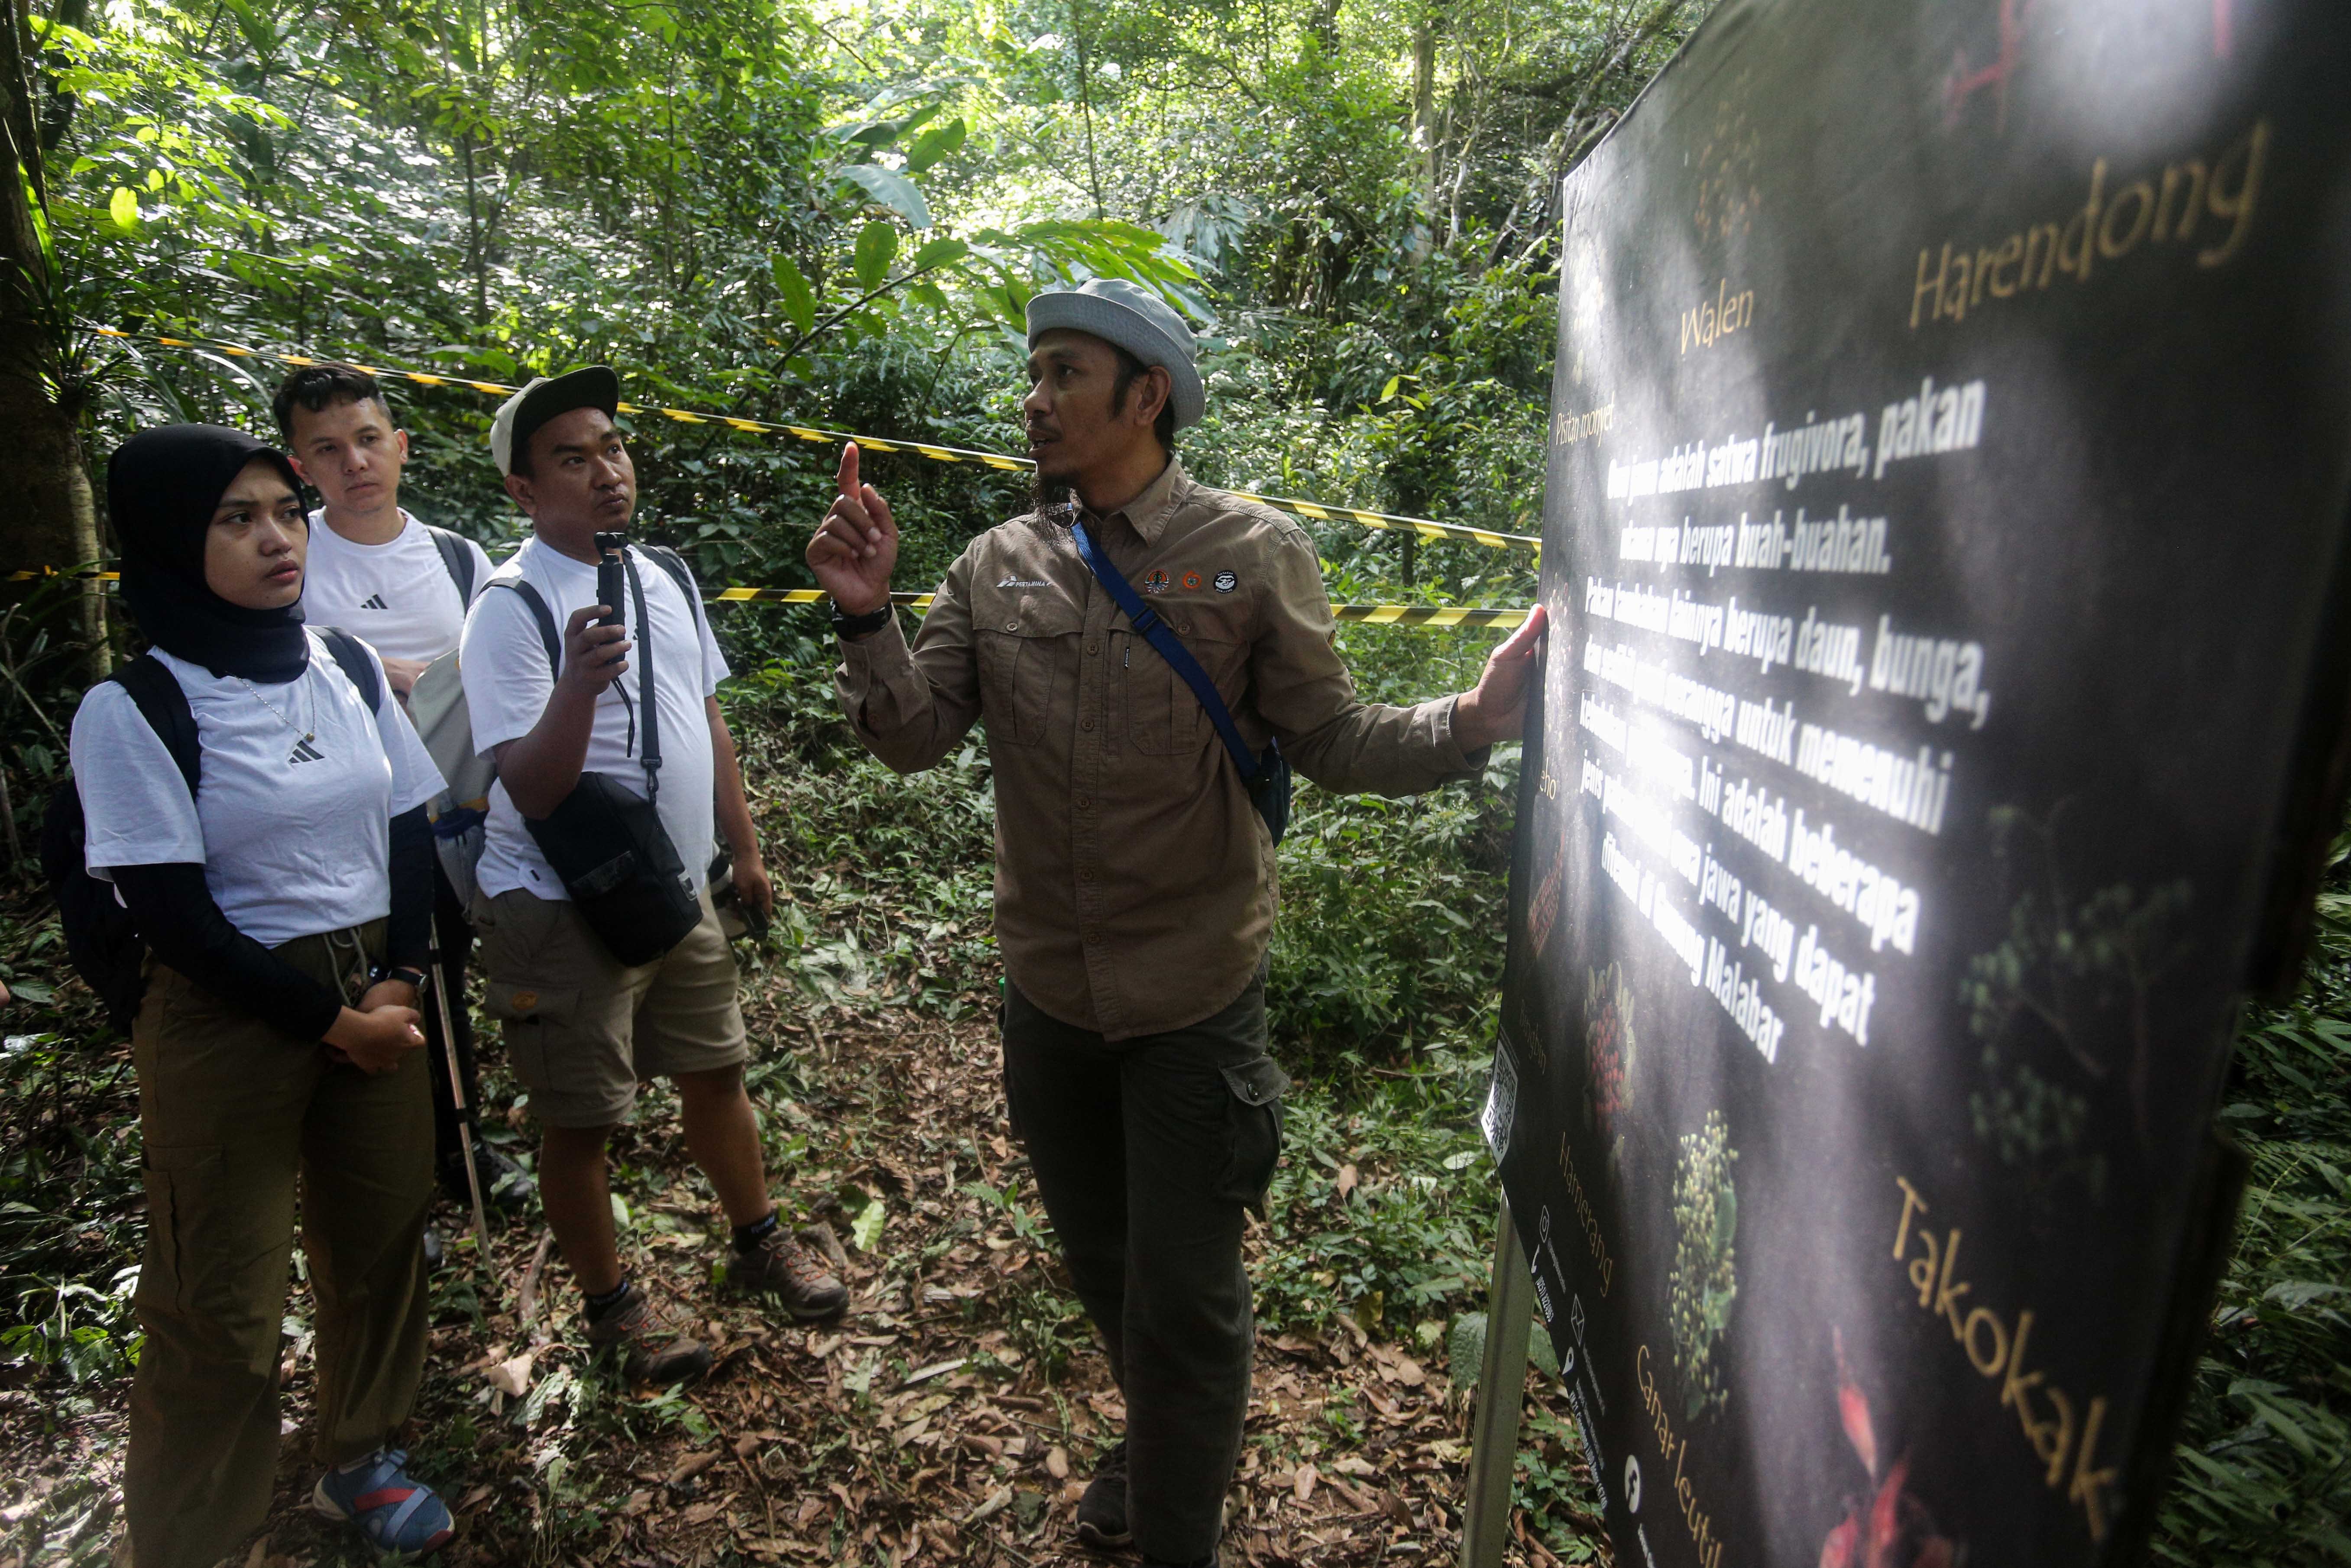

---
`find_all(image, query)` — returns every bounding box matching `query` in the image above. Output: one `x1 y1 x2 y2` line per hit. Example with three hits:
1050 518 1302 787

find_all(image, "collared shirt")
837 459 1483 1040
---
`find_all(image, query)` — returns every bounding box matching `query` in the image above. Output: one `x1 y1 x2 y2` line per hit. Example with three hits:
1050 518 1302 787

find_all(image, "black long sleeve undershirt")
113 864 345 1040
111 804 437 1040
386 804 433 972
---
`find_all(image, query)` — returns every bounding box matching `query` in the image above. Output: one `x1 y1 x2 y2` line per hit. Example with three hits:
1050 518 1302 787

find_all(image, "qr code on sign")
1481 1041 1520 1160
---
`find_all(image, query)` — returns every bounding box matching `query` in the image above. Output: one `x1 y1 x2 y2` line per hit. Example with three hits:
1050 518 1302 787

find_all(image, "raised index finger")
836 441 861 500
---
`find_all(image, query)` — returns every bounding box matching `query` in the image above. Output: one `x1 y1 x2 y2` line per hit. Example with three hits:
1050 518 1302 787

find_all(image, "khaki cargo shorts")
473 885 748 1128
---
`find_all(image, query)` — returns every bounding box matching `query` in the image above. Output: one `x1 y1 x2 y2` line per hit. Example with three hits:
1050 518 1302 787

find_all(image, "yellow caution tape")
90 327 1539 550
715 586 1529 628
8 570 1527 629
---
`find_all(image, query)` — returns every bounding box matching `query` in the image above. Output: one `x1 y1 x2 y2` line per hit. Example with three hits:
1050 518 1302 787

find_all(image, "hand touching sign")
805 443 899 618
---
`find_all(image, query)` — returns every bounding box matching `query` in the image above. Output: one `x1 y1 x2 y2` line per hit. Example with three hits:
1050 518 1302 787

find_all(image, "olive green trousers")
124 922 434 1568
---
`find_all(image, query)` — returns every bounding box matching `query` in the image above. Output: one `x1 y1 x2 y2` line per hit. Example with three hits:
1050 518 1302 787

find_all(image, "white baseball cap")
489 365 620 476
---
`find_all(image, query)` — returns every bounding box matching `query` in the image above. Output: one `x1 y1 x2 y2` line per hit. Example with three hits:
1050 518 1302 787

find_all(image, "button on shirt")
837 460 1484 1040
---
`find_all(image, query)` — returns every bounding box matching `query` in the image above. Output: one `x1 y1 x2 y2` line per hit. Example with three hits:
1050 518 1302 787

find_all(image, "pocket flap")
1219 1056 1292 1108
483 981 576 1024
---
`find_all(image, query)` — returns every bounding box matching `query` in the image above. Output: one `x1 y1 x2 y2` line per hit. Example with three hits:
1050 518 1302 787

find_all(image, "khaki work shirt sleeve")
1249 525 1488 796
834 551 984 774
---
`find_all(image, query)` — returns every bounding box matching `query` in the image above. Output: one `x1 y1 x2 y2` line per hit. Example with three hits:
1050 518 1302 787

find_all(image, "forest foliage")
0 0 2344 1561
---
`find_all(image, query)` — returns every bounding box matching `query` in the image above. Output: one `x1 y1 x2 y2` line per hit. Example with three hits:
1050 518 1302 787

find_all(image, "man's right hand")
558 604 631 696
806 443 898 617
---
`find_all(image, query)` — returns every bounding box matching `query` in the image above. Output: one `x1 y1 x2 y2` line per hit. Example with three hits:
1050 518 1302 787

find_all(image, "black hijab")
110 424 311 683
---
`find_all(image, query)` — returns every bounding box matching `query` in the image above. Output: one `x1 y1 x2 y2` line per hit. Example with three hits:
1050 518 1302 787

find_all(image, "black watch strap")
370 963 429 990
831 602 893 639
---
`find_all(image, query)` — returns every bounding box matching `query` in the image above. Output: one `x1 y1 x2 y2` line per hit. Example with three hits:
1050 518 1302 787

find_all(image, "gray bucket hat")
1026 279 1204 429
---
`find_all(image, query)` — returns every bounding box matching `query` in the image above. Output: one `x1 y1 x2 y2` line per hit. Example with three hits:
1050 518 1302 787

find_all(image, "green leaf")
850 1195 887 1253
853 221 899 291
903 117 967 174
911 237 968 272
771 254 816 336
108 186 140 230
839 164 932 230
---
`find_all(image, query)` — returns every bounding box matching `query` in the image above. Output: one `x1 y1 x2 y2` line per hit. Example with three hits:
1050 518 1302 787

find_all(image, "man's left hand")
1451 605 1549 752
731 851 776 920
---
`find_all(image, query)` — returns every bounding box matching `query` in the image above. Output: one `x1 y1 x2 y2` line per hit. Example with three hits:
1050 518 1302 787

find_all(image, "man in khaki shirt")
810 278 1545 1568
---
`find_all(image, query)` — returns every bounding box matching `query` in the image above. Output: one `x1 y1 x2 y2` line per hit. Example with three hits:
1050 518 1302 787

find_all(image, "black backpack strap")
111 653 201 798
424 525 479 603
638 544 708 641
488 574 563 673
312 626 386 713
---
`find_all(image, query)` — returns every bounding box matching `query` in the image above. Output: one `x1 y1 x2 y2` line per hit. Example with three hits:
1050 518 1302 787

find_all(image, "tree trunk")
1 0 106 682
1411 21 1439 216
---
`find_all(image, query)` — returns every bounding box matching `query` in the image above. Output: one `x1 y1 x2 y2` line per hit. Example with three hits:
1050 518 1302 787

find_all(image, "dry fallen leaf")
1335 1163 1359 1201
666 1450 722 1487
965 1485 1014 1523
1293 1463 1318 1503
486 1351 534 1398
1333 1455 1378 1478
1045 1445 1070 1480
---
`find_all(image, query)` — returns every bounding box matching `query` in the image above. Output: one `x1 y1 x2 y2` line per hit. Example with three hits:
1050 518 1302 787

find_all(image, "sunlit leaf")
771 253 816 336
853 221 899 291
904 117 967 173
911 237 968 272
839 164 931 230
108 186 139 230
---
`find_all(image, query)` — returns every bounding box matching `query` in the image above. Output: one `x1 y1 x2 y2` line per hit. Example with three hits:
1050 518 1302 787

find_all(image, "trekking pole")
427 941 496 1266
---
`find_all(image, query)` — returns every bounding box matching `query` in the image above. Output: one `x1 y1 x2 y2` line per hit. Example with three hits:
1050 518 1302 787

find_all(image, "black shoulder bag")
490 555 702 965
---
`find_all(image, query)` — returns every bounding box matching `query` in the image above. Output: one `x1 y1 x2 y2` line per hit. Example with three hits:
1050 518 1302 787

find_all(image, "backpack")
39 629 384 1036
422 524 479 603
412 544 703 909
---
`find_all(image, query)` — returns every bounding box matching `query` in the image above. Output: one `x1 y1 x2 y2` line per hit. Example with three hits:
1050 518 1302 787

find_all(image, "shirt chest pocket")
1114 613 1248 757
975 596 1082 747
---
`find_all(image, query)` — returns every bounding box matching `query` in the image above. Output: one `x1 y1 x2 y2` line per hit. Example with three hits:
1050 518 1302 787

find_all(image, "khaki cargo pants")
125 921 434 1568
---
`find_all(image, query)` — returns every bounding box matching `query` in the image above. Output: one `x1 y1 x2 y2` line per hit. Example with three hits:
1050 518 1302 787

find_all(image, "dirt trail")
0 993 1599 1567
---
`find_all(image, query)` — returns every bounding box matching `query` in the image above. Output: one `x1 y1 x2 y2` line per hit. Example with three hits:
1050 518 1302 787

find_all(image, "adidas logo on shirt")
288 738 325 765
359 593 389 609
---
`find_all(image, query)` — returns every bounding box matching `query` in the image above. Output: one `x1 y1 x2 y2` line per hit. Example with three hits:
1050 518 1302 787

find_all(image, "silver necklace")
239 672 317 749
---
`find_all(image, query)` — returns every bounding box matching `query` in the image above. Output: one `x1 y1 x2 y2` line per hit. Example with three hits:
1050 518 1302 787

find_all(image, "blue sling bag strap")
1069 515 1291 844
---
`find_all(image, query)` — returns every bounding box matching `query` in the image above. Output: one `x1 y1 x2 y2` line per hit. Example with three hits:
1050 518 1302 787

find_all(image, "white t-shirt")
302 508 496 664
71 631 445 945
460 537 729 902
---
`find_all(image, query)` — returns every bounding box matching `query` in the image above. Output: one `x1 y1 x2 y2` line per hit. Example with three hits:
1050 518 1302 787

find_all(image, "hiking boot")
441 1137 534 1212
584 1280 713 1385
1075 1440 1131 1549
726 1227 849 1320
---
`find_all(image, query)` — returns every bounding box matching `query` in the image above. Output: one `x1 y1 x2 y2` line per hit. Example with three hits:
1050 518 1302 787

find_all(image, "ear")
503 471 535 517
1128 366 1171 429
286 452 314 484
394 428 410 461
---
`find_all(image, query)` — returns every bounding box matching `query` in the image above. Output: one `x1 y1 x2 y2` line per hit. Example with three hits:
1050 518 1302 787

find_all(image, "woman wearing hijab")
69 426 460 1562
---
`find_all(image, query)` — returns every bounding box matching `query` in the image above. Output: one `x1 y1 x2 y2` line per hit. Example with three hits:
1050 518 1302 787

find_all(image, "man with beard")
806 278 1546 1568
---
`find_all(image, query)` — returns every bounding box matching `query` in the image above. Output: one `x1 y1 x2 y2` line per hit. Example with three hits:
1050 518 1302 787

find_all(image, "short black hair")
1110 345 1178 453
272 363 394 442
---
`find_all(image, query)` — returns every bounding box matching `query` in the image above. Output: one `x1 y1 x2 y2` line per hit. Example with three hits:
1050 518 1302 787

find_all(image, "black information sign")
1492 2 2351 1564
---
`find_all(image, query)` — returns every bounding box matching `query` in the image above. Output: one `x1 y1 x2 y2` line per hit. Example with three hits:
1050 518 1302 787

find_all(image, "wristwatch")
831 602 893 640
369 963 429 991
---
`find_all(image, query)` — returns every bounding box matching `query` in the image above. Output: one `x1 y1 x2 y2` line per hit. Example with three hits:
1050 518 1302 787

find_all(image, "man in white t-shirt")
460 366 845 1383
275 365 531 1233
